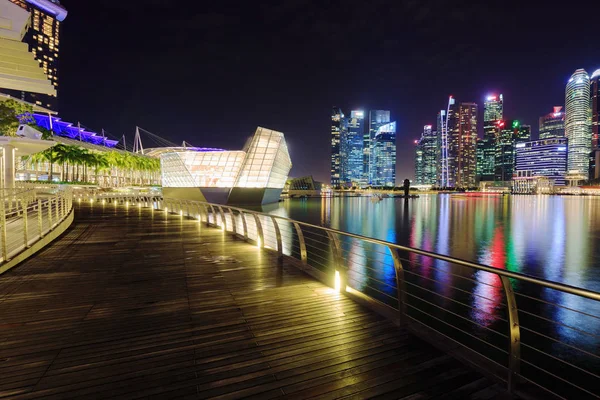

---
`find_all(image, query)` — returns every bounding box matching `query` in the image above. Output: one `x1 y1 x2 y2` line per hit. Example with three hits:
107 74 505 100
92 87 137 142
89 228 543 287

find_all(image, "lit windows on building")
330 107 345 186
591 69 600 150
372 121 396 187
494 120 531 182
539 107 565 139
565 69 592 181
457 102 478 188
366 110 390 184
414 125 437 185
343 110 365 185
514 138 568 188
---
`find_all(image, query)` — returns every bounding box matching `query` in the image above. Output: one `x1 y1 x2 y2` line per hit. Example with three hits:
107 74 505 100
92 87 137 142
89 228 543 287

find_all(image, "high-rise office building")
414 125 437 185
438 96 459 187
484 94 503 122
476 137 496 182
565 69 592 182
479 94 504 181
366 110 390 184
591 69 600 149
514 138 568 186
330 107 344 186
495 120 531 181
457 103 478 187
539 107 565 139
1 0 68 111
343 110 365 185
372 121 396 187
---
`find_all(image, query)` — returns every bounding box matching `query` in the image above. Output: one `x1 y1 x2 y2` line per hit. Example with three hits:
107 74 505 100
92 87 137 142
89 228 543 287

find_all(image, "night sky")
58 0 598 183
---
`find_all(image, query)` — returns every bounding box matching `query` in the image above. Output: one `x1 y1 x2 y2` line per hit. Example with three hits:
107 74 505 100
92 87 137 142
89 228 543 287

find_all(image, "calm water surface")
274 194 600 291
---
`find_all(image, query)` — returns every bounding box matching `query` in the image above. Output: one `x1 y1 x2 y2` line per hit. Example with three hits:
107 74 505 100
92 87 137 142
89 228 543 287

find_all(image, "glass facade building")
539 107 565 139
414 125 437 185
565 69 592 180
366 110 390 184
514 138 568 186
343 110 365 185
372 121 396 187
3 0 67 111
495 120 531 182
591 69 600 149
457 102 478 187
479 94 503 182
161 127 292 205
330 107 344 186
476 137 495 182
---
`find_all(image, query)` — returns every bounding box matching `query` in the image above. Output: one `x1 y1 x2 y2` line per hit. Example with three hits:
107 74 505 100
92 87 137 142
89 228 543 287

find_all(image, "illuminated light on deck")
334 270 342 292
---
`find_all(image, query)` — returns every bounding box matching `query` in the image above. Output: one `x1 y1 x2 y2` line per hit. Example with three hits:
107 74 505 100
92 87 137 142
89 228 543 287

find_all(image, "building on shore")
565 69 592 184
366 110 390 185
343 110 365 185
159 127 292 205
477 94 503 184
494 120 531 182
513 138 568 192
1 0 67 111
330 107 345 186
457 102 478 187
414 125 437 185
372 121 396 187
539 107 565 139
591 69 600 150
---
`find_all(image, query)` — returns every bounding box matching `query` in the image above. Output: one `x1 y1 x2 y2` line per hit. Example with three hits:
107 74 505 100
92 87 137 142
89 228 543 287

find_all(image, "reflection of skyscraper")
344 110 365 185
330 107 345 186
539 107 565 139
372 121 396 187
457 103 478 187
2 0 68 110
565 69 592 182
366 110 390 184
415 125 437 185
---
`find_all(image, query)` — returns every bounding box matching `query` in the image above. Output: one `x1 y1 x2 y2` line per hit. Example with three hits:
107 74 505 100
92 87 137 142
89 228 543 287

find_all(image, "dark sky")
58 0 598 182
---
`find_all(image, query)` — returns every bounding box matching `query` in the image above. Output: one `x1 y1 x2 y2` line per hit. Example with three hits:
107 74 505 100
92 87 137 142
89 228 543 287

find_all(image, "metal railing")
0 186 73 265
78 195 600 399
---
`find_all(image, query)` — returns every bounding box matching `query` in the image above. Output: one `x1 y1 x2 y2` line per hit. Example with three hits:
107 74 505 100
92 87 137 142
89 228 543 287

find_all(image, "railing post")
48 197 53 228
208 205 216 226
271 216 283 256
500 275 521 392
218 206 227 231
54 195 59 222
388 246 407 326
22 200 29 248
228 208 237 236
253 214 264 248
326 231 346 291
240 211 248 240
293 222 307 264
0 198 8 261
38 198 43 238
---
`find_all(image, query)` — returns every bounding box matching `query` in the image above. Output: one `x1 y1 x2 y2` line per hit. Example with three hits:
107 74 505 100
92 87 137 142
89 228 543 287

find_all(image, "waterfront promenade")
0 204 508 399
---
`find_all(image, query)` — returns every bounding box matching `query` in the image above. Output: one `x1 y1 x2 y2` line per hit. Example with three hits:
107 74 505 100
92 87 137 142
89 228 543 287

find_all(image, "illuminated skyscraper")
565 69 592 182
365 110 390 184
330 107 345 186
414 125 437 185
484 94 503 122
372 121 396 187
495 120 531 181
1 0 68 111
457 102 478 187
478 94 504 181
514 138 568 186
539 107 565 139
591 69 600 149
343 110 365 185
476 137 495 182
438 96 458 187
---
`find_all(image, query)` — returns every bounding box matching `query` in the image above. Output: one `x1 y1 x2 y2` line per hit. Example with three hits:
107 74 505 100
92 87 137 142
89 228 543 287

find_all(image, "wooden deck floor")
0 204 512 399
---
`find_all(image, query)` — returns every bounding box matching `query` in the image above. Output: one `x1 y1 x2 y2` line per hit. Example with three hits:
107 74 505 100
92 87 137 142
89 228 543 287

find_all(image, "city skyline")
41 0 599 183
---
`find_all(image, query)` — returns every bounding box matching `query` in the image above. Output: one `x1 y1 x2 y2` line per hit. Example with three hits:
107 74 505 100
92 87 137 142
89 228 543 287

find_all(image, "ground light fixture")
334 270 341 292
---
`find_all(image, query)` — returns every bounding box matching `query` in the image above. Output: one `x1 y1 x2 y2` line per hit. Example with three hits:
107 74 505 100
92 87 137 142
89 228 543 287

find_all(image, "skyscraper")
565 69 592 182
591 69 600 149
495 120 531 181
372 121 396 187
539 107 565 139
478 94 504 182
438 96 458 187
457 102 478 187
514 138 568 186
344 110 365 185
414 125 437 185
366 110 390 184
330 107 344 186
1 0 68 111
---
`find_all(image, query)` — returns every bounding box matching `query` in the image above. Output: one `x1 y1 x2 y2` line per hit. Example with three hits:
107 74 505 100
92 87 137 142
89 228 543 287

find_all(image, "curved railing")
80 195 600 399
0 185 73 267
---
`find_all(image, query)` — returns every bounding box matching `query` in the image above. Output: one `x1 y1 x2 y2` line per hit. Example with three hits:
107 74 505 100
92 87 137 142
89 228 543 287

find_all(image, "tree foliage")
0 100 34 137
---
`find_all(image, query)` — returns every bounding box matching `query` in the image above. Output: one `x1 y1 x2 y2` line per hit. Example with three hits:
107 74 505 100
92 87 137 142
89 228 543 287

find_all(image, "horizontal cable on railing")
514 291 600 322
345 271 398 292
405 302 509 354
404 290 509 339
518 308 600 339
346 275 398 302
520 342 600 380
520 358 600 399
403 269 508 311
519 326 600 360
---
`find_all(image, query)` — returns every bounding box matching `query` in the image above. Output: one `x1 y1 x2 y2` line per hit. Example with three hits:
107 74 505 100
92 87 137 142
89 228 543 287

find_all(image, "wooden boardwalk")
0 205 511 399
